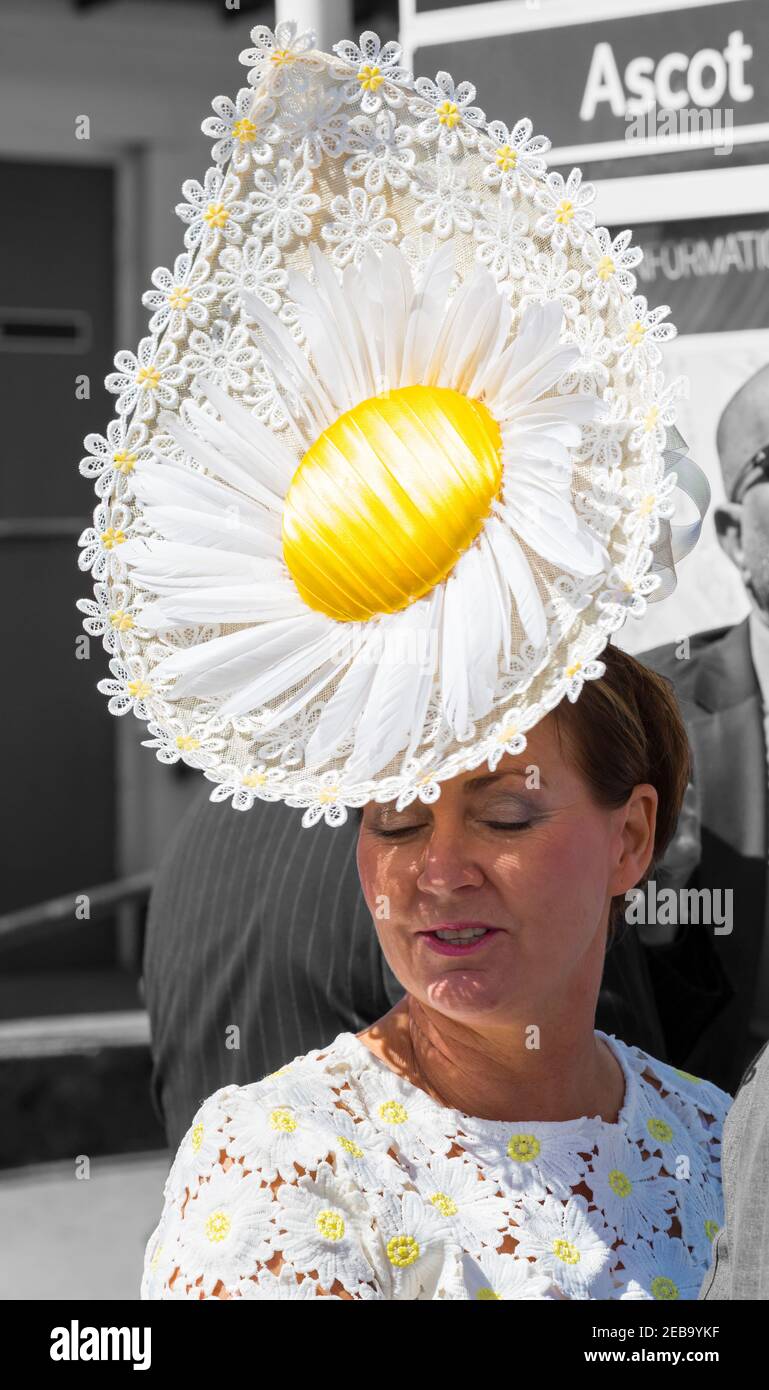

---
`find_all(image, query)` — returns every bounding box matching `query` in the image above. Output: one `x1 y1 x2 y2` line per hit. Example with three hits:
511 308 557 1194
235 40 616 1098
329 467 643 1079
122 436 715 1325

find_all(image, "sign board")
401 0 769 158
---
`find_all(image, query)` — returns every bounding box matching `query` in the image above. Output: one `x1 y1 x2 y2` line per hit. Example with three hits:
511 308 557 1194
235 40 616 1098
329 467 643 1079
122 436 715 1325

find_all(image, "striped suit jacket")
142 788 667 1152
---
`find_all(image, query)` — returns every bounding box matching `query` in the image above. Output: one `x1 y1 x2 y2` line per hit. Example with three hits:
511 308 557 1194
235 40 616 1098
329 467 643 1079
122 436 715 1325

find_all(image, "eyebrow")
463 769 547 792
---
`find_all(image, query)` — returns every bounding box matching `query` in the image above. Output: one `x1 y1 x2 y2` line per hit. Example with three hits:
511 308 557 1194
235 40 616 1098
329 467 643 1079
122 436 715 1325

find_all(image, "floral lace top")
141 1029 731 1301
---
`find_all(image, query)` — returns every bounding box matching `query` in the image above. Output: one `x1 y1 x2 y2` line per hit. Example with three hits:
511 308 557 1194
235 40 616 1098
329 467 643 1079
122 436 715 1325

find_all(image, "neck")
370 994 625 1125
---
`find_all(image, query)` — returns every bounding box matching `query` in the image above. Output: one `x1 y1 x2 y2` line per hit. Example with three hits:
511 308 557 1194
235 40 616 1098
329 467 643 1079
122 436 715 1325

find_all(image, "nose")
415 821 485 896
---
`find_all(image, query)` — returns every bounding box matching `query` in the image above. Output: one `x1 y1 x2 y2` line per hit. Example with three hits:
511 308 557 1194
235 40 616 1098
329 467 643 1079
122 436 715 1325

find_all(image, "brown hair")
551 640 692 947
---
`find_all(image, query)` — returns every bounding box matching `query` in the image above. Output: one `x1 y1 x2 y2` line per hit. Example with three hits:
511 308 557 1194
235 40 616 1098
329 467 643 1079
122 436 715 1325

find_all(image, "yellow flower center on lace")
339 1135 365 1158
316 1209 346 1241
169 286 192 310
150 1243 163 1271
205 1210 232 1243
378 1100 408 1124
430 1191 458 1217
271 48 293 65
507 1133 541 1162
626 320 647 346
387 1234 420 1267
647 1117 673 1143
191 1122 204 1153
674 1069 702 1083
555 199 574 224
566 660 582 678
232 118 257 144
639 493 656 516
644 405 660 432
176 734 200 751
109 609 134 631
128 678 152 699
243 770 268 787
358 64 384 91
705 1219 719 1242
101 527 126 549
596 255 616 281
112 450 136 474
204 202 230 229
651 1275 679 1300
495 144 517 171
608 1168 633 1198
476 1286 502 1299
553 1238 580 1265
282 384 503 622
136 366 161 390
437 100 461 128
269 1107 297 1132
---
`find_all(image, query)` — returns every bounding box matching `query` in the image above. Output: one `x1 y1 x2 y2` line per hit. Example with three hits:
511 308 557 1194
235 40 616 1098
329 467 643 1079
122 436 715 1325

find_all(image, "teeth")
434 927 489 942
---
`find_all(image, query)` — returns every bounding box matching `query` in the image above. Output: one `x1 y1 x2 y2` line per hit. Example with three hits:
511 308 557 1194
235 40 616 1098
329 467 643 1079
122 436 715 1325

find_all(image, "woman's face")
356 712 656 1026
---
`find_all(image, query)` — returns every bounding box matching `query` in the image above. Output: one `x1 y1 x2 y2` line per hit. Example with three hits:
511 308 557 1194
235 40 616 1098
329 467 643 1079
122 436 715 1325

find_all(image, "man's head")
714 362 769 615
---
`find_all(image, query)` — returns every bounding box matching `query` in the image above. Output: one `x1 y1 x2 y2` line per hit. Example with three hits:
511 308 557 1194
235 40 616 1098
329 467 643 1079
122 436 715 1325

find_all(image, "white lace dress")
141 1029 731 1301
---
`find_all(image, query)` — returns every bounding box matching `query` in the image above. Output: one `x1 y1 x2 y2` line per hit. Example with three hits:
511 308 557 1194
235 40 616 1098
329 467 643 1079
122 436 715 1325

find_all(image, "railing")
0 872 154 944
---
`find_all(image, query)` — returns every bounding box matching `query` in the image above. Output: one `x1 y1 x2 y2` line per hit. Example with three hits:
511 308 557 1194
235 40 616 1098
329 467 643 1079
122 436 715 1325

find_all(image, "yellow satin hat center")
281 384 504 622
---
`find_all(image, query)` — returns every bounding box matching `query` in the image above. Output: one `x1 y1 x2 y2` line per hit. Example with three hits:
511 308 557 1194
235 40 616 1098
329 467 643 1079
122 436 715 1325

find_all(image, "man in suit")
142 783 666 1153
640 363 769 1095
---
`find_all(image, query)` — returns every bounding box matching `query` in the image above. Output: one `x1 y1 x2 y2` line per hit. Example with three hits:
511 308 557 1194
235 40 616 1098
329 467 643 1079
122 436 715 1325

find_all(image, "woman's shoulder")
607 1032 733 1134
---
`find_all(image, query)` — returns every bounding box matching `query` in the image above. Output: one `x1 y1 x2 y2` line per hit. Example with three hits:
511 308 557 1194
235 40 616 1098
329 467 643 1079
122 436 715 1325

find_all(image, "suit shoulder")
636 625 733 678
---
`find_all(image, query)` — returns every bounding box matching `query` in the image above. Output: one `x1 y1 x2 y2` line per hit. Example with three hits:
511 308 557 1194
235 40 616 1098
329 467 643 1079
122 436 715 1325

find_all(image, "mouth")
418 921 501 956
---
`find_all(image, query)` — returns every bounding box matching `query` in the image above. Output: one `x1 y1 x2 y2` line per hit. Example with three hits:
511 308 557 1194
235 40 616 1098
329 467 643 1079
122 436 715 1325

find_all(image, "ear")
714 502 746 577
608 783 658 900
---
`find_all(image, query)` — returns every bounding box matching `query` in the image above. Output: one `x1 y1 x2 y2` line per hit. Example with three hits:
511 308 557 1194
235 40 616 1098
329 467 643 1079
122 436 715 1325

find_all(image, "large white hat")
77 22 709 827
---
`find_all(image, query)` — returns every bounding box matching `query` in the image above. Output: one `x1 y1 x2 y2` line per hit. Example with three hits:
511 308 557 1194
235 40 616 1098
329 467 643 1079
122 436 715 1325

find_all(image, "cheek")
490 815 613 930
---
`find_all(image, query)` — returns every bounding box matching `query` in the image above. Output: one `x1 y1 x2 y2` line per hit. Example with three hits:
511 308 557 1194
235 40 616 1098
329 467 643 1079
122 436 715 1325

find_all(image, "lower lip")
420 928 501 956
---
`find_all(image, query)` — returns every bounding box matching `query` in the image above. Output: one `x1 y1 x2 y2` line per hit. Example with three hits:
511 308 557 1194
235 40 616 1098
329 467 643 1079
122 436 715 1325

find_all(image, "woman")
140 644 730 1300
75 20 723 1300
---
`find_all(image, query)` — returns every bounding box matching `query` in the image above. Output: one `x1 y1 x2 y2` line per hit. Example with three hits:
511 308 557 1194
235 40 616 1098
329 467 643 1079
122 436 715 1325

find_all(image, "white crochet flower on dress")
171 1163 275 1296
331 30 412 112
581 226 642 310
142 253 217 341
590 1133 677 1237
234 1267 339 1299
413 1151 512 1248
222 1095 334 1183
370 1187 459 1299
163 1088 238 1205
478 118 551 198
409 70 486 155
249 159 321 248
343 108 416 193
201 88 280 173
411 154 478 239
458 1119 595 1201
214 236 288 316
617 1232 705 1301
238 21 323 97
512 1193 615 1299
320 186 398 268
175 168 249 254
534 168 597 251
462 1248 556 1300
274 1165 376 1290
106 337 186 423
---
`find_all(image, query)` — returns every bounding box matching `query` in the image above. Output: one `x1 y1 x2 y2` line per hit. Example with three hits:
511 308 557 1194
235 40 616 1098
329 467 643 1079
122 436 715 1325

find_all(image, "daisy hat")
77 21 710 828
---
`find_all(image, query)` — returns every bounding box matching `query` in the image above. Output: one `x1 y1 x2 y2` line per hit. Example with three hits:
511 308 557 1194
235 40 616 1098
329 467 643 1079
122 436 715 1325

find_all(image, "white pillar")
275 0 354 51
